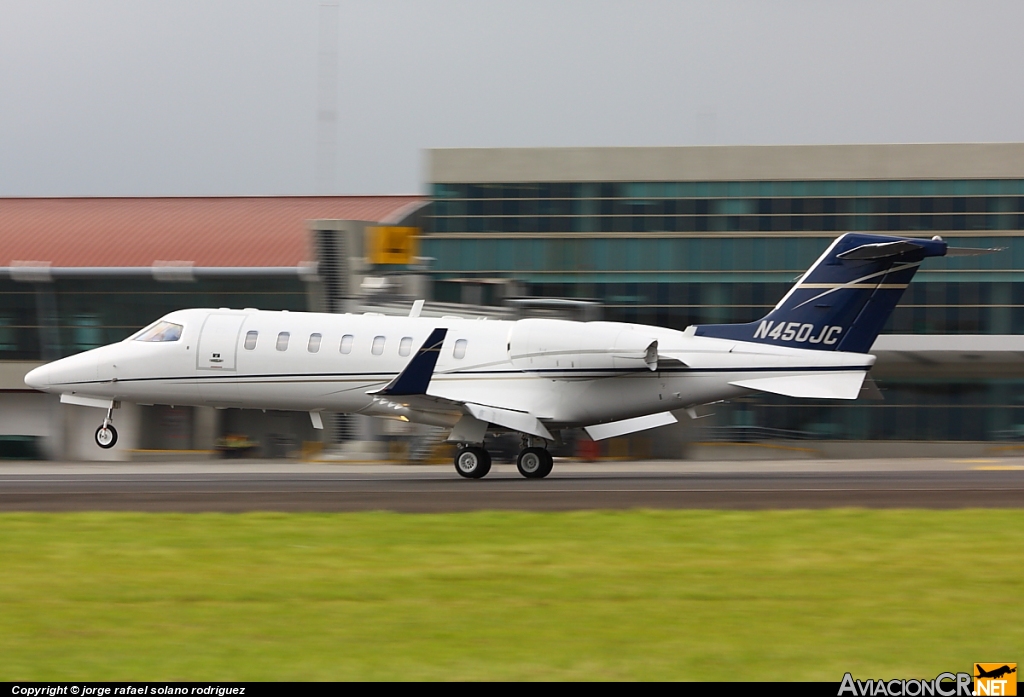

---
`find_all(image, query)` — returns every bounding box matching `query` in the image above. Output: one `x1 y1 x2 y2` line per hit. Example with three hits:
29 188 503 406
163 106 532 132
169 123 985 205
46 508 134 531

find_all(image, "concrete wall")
0 392 51 436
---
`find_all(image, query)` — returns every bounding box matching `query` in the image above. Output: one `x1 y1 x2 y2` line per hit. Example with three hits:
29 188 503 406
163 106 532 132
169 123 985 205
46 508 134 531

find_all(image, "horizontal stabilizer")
837 240 923 260
464 402 553 440
729 371 867 400
584 411 678 441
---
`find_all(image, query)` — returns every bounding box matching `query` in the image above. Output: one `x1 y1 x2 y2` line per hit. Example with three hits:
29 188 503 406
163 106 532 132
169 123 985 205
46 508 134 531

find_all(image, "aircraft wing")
371 391 553 440
367 328 553 439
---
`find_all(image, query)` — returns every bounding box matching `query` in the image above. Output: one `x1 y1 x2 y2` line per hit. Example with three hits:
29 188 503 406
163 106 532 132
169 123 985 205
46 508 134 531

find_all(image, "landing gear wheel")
454 446 491 479
95 424 118 449
517 447 553 479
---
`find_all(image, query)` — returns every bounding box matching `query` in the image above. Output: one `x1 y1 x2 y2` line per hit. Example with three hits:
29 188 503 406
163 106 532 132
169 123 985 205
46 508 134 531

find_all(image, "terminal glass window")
0 273 309 361
340 334 354 354
0 317 15 352
428 178 1024 235
276 332 290 351
399 336 413 356
71 315 104 351
371 336 386 355
308 333 322 353
134 320 183 343
453 339 467 359
243 331 258 350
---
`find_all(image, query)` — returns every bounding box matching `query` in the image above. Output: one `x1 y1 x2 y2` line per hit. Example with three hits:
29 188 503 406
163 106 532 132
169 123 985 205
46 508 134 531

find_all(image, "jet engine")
507 318 658 372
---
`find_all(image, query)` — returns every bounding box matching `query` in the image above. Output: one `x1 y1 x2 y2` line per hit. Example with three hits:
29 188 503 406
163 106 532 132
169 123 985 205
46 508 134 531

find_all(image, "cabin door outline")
197 314 246 371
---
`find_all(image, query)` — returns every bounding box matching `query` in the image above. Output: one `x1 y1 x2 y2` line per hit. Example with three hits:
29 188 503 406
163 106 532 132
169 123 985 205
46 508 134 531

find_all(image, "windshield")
134 320 183 343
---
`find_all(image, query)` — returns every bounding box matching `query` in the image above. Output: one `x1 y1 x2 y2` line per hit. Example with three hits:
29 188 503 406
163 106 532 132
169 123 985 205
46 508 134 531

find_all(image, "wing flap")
464 402 553 440
729 371 866 400
584 411 678 441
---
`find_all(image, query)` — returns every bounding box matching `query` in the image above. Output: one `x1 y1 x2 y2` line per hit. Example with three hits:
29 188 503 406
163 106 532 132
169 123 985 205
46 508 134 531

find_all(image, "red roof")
0 196 424 267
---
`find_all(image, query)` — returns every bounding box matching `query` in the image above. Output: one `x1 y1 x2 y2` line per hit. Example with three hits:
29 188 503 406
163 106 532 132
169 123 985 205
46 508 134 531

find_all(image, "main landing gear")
452 438 554 479
94 403 118 449
454 445 491 479
516 447 553 479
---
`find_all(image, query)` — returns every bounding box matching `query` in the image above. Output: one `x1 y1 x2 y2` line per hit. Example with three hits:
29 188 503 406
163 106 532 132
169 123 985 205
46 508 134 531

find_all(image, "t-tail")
692 233 949 354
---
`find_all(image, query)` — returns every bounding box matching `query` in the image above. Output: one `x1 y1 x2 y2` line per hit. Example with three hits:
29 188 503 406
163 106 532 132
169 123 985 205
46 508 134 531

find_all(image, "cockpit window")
134 321 183 343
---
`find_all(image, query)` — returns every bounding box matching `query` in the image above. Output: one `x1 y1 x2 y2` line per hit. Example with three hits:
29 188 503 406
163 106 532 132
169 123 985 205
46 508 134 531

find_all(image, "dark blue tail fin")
692 233 948 353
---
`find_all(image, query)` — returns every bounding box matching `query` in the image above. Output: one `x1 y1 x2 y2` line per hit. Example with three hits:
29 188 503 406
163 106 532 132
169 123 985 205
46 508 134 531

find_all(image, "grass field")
0 509 1020 681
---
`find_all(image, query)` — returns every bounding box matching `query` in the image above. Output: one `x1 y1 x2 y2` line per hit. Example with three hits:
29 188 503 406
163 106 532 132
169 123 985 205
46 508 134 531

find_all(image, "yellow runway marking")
973 465 1024 471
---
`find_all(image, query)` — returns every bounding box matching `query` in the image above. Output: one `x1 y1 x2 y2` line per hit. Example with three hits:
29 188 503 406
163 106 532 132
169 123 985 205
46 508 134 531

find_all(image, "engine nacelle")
508 319 658 372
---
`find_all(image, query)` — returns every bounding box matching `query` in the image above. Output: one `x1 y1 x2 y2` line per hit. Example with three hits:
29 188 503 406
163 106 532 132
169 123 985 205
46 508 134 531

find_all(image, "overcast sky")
2 1 1023 197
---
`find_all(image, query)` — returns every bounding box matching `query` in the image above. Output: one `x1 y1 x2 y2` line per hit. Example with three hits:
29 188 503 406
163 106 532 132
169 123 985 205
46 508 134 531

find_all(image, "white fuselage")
25 308 874 432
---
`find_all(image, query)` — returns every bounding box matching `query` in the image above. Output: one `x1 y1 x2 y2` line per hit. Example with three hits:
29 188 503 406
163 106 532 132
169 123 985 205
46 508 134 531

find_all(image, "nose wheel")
94 403 118 449
95 424 118 449
517 447 553 479
454 446 491 479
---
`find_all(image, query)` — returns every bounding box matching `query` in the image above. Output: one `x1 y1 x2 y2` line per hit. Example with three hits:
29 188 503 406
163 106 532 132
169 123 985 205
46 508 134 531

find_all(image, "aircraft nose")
24 364 51 391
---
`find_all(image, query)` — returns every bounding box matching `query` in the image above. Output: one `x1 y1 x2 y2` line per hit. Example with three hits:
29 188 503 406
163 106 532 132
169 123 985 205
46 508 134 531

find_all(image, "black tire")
95 424 118 449
517 447 552 479
454 446 491 479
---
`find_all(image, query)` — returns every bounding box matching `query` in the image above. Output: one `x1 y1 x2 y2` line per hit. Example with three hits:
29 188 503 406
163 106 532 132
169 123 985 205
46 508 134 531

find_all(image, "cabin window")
371 336 386 356
453 339 467 359
276 332 290 351
135 321 183 343
307 333 322 353
340 334 354 354
399 336 413 357
243 331 258 350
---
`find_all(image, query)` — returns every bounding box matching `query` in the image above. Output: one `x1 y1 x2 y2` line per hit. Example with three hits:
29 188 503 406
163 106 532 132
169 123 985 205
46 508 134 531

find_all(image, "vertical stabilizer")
692 233 948 353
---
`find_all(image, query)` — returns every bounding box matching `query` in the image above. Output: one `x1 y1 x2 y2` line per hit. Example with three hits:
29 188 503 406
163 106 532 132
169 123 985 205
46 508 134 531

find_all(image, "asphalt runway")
0 458 1022 511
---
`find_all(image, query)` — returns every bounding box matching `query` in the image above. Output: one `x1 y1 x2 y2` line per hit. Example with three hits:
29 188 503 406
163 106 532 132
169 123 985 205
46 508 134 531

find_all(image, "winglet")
372 328 448 396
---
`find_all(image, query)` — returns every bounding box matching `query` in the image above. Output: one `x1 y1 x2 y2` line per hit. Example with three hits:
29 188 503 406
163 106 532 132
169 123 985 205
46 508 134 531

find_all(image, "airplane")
976 666 1016 680
24 232 990 479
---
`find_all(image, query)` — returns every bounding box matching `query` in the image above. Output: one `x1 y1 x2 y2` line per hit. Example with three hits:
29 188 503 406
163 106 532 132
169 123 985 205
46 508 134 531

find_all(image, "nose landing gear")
95 424 118 449
94 403 118 449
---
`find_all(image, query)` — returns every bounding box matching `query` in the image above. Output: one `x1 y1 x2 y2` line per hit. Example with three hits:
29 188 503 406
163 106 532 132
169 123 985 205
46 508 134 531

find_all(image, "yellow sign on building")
366 226 419 265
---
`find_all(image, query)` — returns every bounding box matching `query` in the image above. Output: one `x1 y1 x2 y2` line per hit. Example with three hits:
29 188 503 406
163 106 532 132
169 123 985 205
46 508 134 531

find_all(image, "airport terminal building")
3 143 1024 459
421 144 1024 446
